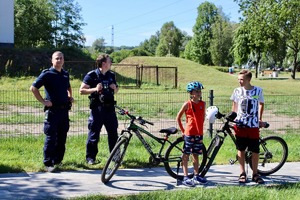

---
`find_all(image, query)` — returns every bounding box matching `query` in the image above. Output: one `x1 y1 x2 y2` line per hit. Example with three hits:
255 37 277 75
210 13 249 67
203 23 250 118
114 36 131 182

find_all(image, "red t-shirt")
184 100 205 136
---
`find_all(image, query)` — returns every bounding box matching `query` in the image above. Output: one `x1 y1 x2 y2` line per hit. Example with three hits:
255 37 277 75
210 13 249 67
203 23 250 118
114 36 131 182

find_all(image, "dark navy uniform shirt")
32 67 70 106
82 68 118 99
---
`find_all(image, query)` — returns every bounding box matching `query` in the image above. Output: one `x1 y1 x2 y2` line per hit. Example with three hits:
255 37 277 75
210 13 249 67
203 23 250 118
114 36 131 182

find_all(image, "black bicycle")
101 105 207 184
200 109 288 178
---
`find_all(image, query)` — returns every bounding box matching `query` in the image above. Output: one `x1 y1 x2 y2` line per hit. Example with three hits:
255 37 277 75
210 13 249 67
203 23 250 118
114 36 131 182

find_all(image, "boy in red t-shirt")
176 81 207 187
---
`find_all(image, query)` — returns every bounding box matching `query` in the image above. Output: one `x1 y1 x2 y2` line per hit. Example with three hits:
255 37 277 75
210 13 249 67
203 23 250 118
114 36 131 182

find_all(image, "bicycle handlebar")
216 110 269 128
115 105 154 126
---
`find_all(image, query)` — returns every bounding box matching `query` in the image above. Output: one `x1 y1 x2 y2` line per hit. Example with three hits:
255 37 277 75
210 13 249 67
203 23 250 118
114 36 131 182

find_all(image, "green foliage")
49 0 86 48
139 32 160 55
232 24 251 66
210 10 234 67
110 49 132 63
0 47 94 78
92 37 106 53
15 0 54 48
156 21 183 57
186 2 218 65
14 0 86 48
233 0 300 79
215 66 229 73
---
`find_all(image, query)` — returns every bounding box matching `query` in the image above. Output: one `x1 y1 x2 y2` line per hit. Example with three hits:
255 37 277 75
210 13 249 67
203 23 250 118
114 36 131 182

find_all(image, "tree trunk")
291 52 298 79
255 52 261 79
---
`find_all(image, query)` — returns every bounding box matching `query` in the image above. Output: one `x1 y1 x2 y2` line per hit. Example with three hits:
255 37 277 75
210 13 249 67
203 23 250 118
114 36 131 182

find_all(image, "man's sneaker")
193 175 208 184
182 178 195 187
46 166 55 173
87 159 95 165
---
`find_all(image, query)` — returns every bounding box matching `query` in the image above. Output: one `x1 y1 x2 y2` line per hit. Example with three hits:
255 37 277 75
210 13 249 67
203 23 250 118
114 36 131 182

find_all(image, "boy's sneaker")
193 175 208 184
182 178 195 187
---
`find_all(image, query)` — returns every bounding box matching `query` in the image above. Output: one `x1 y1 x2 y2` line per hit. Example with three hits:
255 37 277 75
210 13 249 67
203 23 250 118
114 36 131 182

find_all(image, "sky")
76 0 242 47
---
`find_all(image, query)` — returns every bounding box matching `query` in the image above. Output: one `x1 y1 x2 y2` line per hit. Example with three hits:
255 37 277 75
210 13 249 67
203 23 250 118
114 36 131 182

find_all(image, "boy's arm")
176 102 188 134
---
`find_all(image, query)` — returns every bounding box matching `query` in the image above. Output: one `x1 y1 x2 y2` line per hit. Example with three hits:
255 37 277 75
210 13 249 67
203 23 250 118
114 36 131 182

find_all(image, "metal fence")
0 90 299 140
63 62 178 88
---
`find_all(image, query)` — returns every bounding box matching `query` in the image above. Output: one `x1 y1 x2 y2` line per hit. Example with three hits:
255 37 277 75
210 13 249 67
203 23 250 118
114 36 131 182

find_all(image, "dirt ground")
0 105 299 137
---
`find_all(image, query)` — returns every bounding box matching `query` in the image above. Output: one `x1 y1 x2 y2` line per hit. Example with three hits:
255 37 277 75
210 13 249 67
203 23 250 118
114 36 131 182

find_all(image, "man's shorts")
183 135 204 155
233 125 260 153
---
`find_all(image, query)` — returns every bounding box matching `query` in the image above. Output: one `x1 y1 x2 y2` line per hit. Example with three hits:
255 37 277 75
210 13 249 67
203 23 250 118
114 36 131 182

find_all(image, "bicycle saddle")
159 127 178 135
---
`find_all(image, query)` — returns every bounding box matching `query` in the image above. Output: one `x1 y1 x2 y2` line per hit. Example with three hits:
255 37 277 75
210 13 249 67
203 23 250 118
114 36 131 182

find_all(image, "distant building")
0 0 14 48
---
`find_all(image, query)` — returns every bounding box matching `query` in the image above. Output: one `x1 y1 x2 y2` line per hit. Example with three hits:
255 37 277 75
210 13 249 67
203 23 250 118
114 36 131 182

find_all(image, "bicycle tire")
200 135 221 177
249 136 288 176
101 137 129 184
164 137 207 180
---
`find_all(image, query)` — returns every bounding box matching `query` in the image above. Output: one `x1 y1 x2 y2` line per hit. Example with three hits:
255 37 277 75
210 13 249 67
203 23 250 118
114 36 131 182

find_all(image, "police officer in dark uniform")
30 51 73 172
79 54 119 165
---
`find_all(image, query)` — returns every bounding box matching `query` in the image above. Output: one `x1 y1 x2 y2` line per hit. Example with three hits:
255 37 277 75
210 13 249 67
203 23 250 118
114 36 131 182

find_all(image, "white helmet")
206 106 219 123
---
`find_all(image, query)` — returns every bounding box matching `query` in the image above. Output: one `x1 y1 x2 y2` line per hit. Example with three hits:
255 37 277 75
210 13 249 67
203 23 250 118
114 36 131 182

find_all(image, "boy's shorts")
233 125 260 153
233 125 259 139
183 135 204 155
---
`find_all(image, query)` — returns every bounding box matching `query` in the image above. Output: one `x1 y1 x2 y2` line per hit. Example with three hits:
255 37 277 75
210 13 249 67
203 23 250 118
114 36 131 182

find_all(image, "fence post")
156 65 159 85
137 65 142 88
208 90 214 138
175 67 178 89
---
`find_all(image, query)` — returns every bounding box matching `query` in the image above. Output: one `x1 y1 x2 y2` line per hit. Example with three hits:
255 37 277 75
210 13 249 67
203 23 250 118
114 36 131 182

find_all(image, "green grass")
72 183 300 200
0 129 299 173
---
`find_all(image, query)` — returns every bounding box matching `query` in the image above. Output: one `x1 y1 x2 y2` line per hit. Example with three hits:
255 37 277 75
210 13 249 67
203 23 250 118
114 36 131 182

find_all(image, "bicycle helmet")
206 106 219 123
186 81 204 92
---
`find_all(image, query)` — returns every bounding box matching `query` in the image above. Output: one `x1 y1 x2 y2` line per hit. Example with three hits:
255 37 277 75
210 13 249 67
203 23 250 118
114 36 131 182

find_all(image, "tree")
269 0 300 79
234 0 300 79
233 0 285 78
50 0 86 48
183 40 193 60
156 21 183 57
209 9 234 66
110 49 131 63
139 31 160 56
180 31 192 58
15 0 54 48
92 37 106 53
14 0 86 48
231 23 251 66
186 2 218 64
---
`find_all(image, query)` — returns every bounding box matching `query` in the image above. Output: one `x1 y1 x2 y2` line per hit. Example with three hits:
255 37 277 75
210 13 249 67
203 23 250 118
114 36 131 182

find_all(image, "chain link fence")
0 90 299 140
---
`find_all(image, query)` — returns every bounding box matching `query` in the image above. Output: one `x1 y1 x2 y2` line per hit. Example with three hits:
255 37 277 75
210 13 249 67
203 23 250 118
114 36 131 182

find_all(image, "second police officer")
79 54 119 165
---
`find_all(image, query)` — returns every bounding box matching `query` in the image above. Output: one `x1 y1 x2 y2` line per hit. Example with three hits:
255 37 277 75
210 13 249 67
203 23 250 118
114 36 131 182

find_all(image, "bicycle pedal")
229 159 236 165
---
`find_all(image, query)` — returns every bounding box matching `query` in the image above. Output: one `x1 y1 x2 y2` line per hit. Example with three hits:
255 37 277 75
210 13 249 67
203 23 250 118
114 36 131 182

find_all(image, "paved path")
0 162 300 199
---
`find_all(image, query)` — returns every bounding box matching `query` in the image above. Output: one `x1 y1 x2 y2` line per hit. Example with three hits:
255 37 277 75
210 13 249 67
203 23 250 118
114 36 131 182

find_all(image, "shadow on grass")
0 164 25 173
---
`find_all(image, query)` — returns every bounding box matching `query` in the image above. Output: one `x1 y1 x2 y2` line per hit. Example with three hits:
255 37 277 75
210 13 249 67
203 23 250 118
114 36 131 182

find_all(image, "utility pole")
111 25 114 51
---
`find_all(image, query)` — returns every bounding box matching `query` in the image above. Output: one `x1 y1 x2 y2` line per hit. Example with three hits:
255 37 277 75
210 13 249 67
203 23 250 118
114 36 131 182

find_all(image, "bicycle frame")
101 105 208 183
120 114 176 164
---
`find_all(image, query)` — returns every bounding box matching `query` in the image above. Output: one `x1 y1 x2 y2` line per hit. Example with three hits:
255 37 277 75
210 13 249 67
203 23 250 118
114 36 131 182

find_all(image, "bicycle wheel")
249 136 288 176
101 137 129 184
200 135 221 177
164 137 207 180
